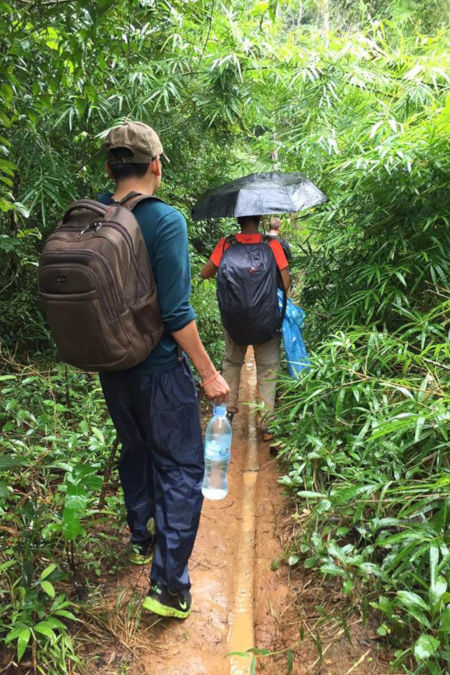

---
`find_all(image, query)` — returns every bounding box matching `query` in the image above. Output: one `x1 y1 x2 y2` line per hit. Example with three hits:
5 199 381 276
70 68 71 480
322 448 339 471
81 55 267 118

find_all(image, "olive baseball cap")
104 121 169 165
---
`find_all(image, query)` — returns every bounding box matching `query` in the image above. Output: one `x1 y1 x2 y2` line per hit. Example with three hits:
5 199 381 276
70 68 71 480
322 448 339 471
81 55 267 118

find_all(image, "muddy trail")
84 353 391 675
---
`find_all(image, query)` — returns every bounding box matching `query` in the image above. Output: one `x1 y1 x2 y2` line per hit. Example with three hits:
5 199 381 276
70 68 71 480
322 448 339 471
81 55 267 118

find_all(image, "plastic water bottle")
202 405 232 500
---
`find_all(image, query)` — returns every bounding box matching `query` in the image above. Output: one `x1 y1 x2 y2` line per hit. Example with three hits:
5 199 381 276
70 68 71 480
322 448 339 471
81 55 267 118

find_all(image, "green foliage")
0 0 243 355
0 365 126 670
1 0 447 356
275 284 449 670
191 276 224 369
261 10 449 673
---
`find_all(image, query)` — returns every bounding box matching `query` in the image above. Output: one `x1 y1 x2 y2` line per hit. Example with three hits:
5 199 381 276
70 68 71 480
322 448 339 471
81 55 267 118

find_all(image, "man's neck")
112 178 157 201
240 225 260 234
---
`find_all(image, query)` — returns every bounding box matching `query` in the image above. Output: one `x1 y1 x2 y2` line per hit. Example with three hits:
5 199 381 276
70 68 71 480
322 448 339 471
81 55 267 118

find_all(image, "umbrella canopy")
192 171 327 220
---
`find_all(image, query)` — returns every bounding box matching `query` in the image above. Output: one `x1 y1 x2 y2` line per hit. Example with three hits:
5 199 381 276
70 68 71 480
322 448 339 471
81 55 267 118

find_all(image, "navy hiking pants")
100 359 204 592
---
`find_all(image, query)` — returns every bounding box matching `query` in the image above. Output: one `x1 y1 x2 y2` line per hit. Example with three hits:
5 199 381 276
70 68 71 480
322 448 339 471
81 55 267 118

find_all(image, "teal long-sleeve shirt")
99 192 196 374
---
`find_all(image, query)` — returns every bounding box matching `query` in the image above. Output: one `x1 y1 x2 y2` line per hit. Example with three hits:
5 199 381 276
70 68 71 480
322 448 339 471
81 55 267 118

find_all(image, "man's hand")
200 259 218 279
202 372 230 405
171 320 230 406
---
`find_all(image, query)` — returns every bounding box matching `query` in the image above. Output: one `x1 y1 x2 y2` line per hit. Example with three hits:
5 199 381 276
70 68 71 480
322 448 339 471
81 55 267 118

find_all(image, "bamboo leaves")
275 292 449 669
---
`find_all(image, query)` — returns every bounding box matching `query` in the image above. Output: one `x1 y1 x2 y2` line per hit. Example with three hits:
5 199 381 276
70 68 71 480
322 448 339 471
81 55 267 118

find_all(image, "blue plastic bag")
278 289 310 378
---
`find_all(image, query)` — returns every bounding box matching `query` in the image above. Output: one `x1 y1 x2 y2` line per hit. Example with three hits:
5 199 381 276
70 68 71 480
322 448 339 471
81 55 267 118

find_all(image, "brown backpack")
38 192 164 371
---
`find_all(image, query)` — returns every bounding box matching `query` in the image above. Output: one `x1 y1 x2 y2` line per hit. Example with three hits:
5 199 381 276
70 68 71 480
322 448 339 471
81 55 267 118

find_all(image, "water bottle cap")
213 404 226 416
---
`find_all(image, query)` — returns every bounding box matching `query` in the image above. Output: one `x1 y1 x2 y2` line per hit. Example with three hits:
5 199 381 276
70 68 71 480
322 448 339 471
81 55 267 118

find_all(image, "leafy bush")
266 13 450 672
0 365 125 670
275 295 449 671
191 275 225 370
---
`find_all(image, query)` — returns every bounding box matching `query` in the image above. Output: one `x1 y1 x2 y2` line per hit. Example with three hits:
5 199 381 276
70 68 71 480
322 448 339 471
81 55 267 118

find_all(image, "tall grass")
275 296 449 670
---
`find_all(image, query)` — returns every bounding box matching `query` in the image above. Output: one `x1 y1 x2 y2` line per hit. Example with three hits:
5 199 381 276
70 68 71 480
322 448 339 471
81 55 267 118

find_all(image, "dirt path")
87 353 390 675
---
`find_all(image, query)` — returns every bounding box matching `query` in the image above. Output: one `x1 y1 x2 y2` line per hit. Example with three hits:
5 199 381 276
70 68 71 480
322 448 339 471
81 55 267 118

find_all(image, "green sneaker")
142 583 191 619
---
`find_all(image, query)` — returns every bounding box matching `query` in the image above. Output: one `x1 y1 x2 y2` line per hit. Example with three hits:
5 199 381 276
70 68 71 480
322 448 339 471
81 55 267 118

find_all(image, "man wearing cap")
201 215 290 440
99 121 229 619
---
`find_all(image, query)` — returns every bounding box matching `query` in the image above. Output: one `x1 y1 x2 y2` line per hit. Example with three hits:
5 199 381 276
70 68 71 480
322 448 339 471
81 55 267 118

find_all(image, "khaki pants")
222 330 281 417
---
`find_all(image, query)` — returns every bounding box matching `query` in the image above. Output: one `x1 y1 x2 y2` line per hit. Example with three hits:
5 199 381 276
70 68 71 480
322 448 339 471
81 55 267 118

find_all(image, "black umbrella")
192 171 327 220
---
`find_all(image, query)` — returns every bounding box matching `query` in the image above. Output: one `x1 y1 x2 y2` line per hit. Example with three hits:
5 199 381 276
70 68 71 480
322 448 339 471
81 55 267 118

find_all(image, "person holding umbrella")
194 171 327 436
201 214 290 437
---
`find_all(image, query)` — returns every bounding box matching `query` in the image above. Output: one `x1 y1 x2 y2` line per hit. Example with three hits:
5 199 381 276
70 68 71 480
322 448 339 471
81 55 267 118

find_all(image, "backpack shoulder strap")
221 234 237 256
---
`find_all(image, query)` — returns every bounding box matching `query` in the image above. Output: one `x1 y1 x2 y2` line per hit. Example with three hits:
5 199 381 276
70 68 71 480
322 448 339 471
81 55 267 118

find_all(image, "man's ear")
106 162 114 179
151 157 161 177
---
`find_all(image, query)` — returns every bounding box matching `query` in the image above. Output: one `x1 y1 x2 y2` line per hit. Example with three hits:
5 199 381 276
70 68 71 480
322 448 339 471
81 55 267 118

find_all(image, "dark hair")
107 147 151 180
237 215 261 226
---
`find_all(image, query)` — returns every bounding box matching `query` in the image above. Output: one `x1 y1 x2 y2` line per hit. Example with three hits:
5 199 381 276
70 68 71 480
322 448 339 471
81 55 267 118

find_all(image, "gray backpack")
38 192 164 371
216 235 286 345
